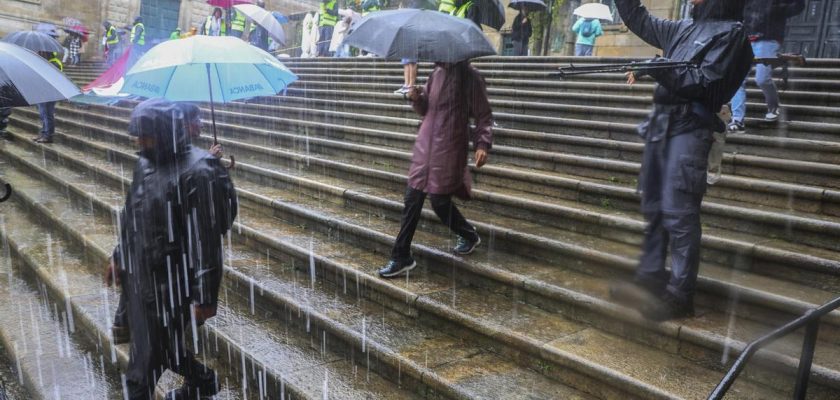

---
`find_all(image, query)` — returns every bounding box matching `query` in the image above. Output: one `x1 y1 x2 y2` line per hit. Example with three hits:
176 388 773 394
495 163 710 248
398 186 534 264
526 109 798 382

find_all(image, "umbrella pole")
205 63 219 145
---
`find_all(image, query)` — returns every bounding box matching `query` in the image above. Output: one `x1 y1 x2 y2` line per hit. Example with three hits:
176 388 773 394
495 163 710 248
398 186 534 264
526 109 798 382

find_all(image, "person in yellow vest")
230 8 247 39
169 28 182 40
130 16 146 53
452 0 481 28
362 0 381 16
318 0 339 56
103 21 120 65
203 8 227 36
438 0 457 13
35 52 63 144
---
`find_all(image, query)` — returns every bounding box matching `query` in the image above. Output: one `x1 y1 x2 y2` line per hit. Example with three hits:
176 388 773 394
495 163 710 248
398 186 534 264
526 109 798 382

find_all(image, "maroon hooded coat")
407 63 493 199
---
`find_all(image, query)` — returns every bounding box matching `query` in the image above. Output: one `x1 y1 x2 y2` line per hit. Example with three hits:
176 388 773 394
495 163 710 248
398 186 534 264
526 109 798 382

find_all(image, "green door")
139 0 182 46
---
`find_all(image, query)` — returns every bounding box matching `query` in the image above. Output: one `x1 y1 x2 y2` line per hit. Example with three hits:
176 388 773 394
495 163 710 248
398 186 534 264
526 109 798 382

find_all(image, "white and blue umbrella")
123 35 297 144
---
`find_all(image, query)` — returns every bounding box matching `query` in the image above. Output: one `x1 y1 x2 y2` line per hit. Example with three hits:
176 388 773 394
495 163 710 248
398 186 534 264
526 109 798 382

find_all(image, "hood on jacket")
691 0 745 21
103 21 112 29
129 99 191 163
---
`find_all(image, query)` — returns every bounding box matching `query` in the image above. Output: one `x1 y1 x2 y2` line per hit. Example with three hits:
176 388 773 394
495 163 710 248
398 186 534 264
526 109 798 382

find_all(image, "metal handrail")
708 296 840 400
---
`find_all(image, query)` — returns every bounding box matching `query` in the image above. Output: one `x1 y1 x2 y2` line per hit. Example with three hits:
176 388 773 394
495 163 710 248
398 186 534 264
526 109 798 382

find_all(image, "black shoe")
727 120 745 133
641 292 695 322
453 235 481 255
34 136 53 144
378 258 416 278
112 325 130 344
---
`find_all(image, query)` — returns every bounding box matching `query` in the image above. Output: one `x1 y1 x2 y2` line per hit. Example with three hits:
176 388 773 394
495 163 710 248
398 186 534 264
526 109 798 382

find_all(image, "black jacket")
744 0 805 42
512 14 532 42
114 101 237 310
616 0 754 115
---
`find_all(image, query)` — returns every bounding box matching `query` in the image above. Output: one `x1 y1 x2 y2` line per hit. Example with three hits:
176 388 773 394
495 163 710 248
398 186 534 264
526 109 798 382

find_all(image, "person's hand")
625 71 637 85
407 86 421 102
209 144 223 158
193 304 217 325
104 258 120 287
522 17 528 23
474 149 488 168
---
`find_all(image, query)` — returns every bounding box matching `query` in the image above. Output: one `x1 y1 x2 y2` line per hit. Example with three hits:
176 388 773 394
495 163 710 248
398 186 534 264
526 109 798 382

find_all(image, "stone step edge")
15 128 840 394
39 110 840 278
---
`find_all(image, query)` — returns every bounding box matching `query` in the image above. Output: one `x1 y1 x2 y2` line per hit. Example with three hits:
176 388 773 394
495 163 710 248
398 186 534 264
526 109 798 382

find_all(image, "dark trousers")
636 126 712 303
318 26 334 56
513 40 528 56
38 102 55 139
391 187 478 262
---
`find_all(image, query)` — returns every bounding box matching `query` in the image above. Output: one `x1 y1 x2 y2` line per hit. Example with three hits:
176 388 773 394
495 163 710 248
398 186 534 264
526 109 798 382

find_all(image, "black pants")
391 187 478 262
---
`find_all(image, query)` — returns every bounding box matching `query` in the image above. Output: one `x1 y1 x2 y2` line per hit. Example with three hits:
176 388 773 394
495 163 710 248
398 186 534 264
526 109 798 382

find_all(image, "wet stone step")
4 124 832 396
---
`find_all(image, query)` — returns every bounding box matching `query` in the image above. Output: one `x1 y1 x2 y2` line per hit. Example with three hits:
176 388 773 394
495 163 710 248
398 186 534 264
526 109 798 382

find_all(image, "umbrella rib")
214 63 225 103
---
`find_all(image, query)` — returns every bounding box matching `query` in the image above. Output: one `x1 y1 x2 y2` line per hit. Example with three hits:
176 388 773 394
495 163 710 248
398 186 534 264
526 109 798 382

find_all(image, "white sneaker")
393 86 409 95
764 109 780 122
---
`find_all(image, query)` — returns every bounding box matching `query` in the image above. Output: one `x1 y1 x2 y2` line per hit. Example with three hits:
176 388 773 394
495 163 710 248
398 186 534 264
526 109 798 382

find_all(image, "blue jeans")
575 43 593 56
318 26 334 56
731 40 780 122
38 102 56 139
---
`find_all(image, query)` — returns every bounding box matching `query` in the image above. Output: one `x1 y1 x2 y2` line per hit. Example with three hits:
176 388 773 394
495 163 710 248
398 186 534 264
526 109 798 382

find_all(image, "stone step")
4 116 814 400
32 105 840 284
12 115 840 398
0 142 416 399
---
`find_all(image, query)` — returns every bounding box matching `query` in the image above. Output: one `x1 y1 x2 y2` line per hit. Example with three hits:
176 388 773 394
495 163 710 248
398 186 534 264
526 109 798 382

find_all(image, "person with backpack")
104 100 237 400
572 17 603 56
727 0 805 132
609 0 753 321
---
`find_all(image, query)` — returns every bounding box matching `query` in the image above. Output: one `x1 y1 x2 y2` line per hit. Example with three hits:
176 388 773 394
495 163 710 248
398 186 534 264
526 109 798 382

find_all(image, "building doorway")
784 0 840 58
139 0 182 46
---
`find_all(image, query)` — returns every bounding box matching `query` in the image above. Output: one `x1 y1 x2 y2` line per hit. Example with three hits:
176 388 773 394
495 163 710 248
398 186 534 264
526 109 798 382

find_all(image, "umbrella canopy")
272 12 289 24
64 25 91 42
343 9 496 62
34 23 59 38
508 0 546 12
234 4 286 45
573 3 614 20
474 0 505 31
0 42 80 107
2 31 64 54
207 0 253 7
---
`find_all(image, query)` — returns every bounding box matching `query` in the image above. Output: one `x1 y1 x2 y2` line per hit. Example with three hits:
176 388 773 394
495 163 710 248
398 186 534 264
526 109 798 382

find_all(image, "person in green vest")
438 0 457 13
169 28 182 40
203 8 227 36
103 21 121 65
230 9 247 39
130 16 146 53
362 0 381 16
318 0 339 56
451 0 481 28
35 52 63 144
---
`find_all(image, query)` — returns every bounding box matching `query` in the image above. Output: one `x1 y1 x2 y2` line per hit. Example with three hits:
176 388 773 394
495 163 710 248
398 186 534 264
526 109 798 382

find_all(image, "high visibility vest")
169 30 181 40
362 4 380 16
106 26 119 45
48 56 63 72
319 0 338 27
231 10 247 31
439 0 457 14
453 1 472 18
204 16 227 35
131 22 145 46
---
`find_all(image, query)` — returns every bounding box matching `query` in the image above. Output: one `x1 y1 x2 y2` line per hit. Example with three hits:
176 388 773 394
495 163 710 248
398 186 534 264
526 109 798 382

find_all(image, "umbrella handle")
0 183 12 203
206 63 219 145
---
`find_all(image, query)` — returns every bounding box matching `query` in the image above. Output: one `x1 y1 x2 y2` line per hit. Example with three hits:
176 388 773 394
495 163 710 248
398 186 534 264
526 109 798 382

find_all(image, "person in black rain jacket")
609 0 753 321
105 99 237 400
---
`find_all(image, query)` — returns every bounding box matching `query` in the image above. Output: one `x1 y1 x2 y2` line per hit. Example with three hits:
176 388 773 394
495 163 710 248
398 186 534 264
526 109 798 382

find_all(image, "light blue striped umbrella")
123 35 297 144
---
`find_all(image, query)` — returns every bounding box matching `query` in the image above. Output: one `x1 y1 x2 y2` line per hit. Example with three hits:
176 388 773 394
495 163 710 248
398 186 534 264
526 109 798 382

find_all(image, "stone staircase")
1 56 839 399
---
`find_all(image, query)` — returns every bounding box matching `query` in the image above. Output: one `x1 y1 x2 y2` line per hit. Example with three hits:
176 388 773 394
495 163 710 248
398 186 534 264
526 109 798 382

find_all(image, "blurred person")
170 28 182 40
249 0 271 51
452 0 481 28
33 51 62 144
185 26 198 38
231 8 248 39
571 17 603 56
330 14 353 58
105 99 237 400
362 0 381 15
203 8 227 36
379 61 493 278
130 16 146 54
67 33 82 65
103 21 120 65
319 0 340 56
728 0 805 132
395 0 422 93
438 0 457 14
609 0 753 321
511 6 532 56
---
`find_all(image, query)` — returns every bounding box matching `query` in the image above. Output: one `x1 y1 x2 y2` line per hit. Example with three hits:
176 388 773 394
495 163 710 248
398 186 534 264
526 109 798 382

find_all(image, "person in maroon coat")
379 61 494 278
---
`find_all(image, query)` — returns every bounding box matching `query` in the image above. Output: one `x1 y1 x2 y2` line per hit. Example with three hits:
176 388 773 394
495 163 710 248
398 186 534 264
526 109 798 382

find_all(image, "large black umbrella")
0 42 80 107
474 0 505 31
509 0 547 12
344 9 496 62
2 31 64 54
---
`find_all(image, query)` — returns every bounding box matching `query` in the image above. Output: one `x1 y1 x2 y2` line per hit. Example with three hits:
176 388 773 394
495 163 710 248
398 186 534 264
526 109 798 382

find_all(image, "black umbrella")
344 9 496 62
0 42 80 108
474 0 505 31
2 31 64 54
509 0 547 12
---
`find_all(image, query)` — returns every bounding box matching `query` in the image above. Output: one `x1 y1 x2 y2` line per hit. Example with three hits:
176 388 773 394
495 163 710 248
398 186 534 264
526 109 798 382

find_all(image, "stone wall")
592 0 679 57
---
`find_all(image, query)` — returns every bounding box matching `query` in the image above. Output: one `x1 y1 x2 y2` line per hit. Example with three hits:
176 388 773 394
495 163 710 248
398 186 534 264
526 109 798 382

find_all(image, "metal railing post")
793 318 820 400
